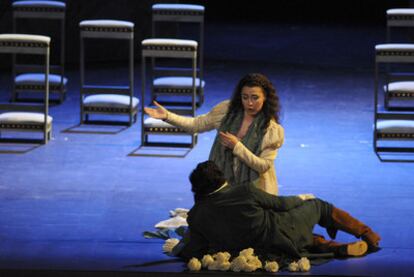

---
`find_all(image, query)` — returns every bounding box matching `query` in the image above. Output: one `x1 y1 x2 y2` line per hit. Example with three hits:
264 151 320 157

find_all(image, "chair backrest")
12 1 65 75
0 33 50 55
151 4 204 80
141 38 198 114
0 33 50 106
79 20 135 94
152 4 204 23
12 1 66 20
142 38 198 59
79 20 134 40
386 9 414 42
375 44 414 64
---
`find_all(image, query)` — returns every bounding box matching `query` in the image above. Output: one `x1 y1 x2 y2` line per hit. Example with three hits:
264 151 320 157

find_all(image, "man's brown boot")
327 207 381 251
328 207 381 250
312 235 368 257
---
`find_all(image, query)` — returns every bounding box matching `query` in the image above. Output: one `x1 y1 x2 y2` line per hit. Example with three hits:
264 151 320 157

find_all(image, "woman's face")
241 86 266 117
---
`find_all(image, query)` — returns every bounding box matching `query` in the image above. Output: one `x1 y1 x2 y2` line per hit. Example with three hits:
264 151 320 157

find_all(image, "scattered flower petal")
239 248 254 257
201 254 214 268
265 261 279 272
298 257 311 272
187 257 201 271
288 261 299 272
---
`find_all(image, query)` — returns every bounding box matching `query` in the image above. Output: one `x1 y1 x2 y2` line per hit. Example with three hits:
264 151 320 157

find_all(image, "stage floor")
1 21 414 276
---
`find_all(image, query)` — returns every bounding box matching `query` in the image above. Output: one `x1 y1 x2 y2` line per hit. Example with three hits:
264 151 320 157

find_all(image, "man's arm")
171 228 209 260
249 185 304 211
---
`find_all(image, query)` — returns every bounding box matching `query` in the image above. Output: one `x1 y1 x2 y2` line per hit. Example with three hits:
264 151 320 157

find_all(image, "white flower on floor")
230 255 247 272
288 257 311 272
201 254 214 268
239 248 254 257
213 252 231 261
244 255 262 272
298 257 311 271
162 238 179 254
208 252 231 271
264 261 279 272
187 257 201 271
288 261 299 272
229 248 262 272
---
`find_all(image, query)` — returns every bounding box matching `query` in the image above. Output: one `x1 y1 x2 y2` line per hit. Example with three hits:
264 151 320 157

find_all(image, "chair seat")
12 0 66 8
153 77 205 88
144 118 188 134
79 20 134 29
377 120 414 133
83 94 139 108
15 73 68 86
144 117 174 128
375 43 414 51
387 9 414 16
0 112 52 124
385 81 414 92
142 38 197 48
152 4 205 12
0 33 50 45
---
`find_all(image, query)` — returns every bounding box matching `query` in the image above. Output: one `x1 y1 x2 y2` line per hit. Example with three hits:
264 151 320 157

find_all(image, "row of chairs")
0 1 205 151
374 8 414 161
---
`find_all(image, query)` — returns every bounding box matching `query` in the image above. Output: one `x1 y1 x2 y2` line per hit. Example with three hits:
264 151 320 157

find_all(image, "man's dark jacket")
175 183 319 260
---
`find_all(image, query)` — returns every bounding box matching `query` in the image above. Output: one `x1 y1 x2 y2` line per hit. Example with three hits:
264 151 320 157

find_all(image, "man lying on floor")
170 160 381 261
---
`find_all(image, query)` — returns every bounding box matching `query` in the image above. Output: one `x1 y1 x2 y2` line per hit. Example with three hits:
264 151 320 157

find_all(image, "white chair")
79 20 138 126
0 34 52 144
151 4 205 107
374 43 414 161
141 38 198 149
12 0 67 103
386 9 414 42
382 9 414 110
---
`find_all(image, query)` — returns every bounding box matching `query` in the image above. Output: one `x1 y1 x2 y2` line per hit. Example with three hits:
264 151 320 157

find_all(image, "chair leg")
129 114 133 126
11 90 18 102
59 90 65 104
384 94 389 109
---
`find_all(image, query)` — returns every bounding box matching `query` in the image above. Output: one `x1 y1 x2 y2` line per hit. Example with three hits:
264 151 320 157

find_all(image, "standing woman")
144 73 284 195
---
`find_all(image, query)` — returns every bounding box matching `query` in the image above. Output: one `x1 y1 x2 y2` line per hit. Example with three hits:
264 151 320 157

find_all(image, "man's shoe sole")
347 241 368 256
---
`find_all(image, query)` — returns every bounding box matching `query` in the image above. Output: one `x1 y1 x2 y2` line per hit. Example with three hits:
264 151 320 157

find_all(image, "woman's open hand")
144 101 168 120
219 131 239 150
297 194 316 201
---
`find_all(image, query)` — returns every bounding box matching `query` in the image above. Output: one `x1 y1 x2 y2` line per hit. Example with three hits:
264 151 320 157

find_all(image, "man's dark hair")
189 161 226 196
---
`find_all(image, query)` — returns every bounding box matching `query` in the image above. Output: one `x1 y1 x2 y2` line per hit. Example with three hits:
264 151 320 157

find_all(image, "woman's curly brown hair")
226 73 281 128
